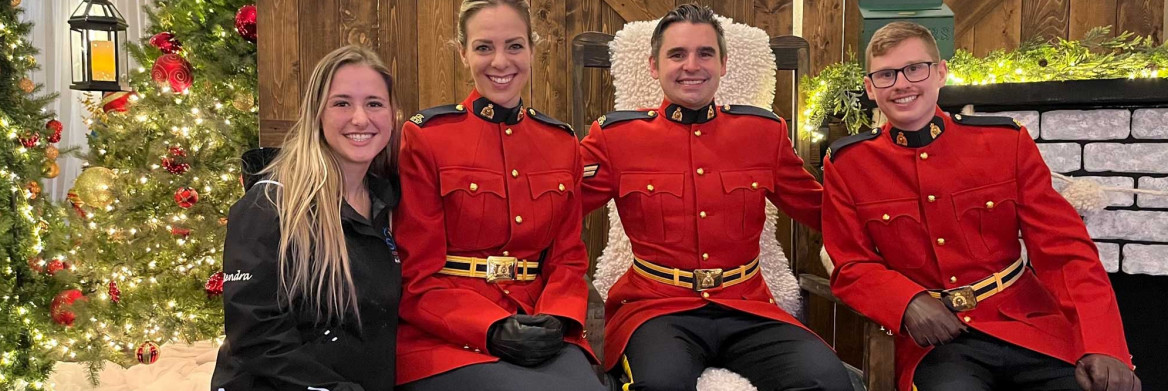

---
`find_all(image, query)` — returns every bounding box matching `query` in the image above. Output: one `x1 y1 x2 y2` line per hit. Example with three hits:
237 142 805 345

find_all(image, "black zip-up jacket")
211 175 400 391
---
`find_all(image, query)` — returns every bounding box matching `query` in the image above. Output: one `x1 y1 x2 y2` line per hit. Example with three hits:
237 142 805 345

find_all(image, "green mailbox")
859 4 955 68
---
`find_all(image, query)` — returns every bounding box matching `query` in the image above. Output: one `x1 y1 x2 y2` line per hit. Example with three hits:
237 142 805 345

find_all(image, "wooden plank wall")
258 0 1166 142
258 0 1165 371
259 0 1164 140
258 0 802 145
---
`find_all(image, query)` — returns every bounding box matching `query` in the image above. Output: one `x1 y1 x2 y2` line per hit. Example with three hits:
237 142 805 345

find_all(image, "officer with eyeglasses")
821 21 1140 391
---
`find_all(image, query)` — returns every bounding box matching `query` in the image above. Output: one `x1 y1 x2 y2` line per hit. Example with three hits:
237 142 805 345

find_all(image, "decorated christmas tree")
46 0 258 380
0 1 74 388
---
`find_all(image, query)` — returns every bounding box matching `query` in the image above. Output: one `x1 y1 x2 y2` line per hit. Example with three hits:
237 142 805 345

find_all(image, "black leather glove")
487 314 566 366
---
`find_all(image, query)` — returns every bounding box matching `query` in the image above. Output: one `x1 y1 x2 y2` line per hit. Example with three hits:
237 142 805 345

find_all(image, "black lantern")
68 0 130 92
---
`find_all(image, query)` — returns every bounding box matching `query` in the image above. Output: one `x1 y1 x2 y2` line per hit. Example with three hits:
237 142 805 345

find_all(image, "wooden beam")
379 0 420 118
1022 0 1070 42
297 0 340 97
803 0 844 76
706 0 754 23
843 0 862 58
257 0 302 147
602 0 673 22
1069 0 1118 40
532 0 569 120
338 0 378 46
416 0 458 108
973 0 1022 56
946 0 1009 38
1118 0 1165 43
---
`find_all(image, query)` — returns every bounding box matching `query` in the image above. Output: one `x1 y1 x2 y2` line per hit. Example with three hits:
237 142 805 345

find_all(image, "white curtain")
25 0 153 200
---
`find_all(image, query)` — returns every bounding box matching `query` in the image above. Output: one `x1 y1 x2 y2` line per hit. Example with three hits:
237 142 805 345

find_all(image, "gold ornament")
45 145 60 161
44 162 60 179
11 0 21 7
232 92 254 111
19 78 35 93
26 181 41 199
73 167 117 208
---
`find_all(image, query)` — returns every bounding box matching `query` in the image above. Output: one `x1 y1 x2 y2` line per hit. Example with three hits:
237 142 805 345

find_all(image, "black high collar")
472 96 524 125
663 101 718 125
888 116 946 148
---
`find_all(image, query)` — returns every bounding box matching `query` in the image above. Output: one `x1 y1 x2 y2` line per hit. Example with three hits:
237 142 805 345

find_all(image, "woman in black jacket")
211 45 402 391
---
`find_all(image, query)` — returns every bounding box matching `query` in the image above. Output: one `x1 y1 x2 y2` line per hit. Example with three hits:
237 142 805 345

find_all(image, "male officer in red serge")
822 21 1140 391
579 4 852 390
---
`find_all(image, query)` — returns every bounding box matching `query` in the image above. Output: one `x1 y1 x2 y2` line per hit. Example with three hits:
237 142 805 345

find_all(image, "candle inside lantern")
91 40 116 82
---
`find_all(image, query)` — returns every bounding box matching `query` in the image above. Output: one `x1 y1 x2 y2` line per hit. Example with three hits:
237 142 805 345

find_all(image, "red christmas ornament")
151 54 194 92
205 271 225 298
163 146 191 174
170 227 191 237
174 187 199 208
19 133 39 148
149 32 182 54
50 289 86 327
101 91 135 113
108 281 121 304
46 119 63 143
136 341 161 364
162 158 190 175
45 259 68 275
235 5 257 42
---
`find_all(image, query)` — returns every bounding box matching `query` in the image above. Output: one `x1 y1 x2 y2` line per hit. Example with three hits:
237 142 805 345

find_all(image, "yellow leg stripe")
621 355 635 390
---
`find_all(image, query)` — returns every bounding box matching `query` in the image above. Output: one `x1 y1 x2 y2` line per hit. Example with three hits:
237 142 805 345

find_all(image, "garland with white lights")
800 27 1168 140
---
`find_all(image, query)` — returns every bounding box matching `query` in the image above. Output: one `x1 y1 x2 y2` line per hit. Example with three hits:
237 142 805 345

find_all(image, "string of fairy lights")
800 27 1168 142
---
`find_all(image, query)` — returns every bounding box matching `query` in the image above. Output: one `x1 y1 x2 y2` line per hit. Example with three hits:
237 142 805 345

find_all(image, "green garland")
800 27 1168 139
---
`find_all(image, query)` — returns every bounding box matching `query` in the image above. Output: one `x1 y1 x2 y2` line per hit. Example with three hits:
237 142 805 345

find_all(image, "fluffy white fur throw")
595 16 801 391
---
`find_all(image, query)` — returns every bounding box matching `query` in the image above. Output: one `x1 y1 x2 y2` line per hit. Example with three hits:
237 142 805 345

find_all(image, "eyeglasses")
866 62 936 89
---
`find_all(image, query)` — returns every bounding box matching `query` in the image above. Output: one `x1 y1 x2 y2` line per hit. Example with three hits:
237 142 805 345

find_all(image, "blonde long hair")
263 45 401 325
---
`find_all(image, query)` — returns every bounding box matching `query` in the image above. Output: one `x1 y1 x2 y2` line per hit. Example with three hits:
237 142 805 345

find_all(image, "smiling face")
460 4 532 108
321 64 394 177
865 37 947 130
649 22 727 110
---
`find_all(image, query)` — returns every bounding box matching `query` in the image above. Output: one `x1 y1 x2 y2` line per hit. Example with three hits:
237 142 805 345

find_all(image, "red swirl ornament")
151 54 194 92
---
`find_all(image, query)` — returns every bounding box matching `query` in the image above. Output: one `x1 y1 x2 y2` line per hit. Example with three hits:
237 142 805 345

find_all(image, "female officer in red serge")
392 1 602 390
823 22 1138 391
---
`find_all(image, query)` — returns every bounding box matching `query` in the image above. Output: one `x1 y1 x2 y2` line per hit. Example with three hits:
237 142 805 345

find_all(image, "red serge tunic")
579 100 826 370
393 90 595 384
822 108 1132 391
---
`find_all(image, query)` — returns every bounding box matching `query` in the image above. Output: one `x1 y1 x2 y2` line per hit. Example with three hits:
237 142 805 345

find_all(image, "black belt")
928 258 1025 312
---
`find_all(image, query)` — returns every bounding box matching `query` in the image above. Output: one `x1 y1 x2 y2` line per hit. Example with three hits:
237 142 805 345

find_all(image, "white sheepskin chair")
594 17 801 391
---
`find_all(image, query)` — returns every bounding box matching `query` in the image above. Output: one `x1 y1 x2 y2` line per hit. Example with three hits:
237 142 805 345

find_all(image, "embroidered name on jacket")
224 270 253 282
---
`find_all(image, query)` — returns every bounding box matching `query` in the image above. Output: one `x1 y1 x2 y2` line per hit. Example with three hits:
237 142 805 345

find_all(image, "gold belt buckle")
942 286 978 312
485 256 518 283
692 268 724 292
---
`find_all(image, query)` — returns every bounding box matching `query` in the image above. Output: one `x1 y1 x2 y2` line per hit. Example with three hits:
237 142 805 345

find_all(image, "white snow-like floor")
49 341 217 391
